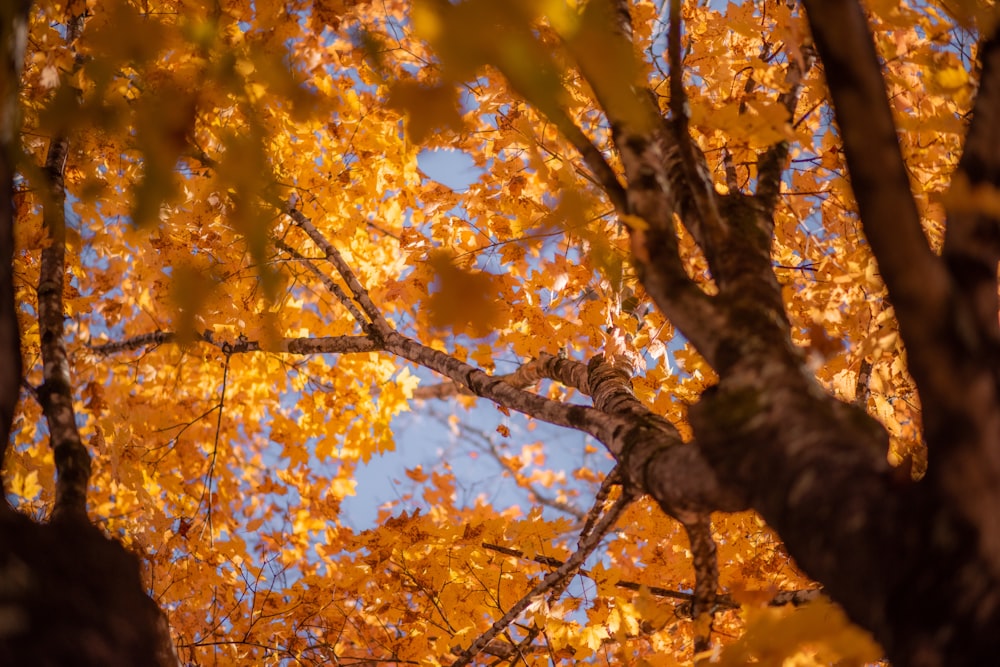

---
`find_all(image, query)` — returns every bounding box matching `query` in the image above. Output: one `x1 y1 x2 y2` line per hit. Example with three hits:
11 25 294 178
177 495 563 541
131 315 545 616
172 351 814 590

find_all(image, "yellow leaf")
634 585 673 632
12 470 41 501
934 66 969 90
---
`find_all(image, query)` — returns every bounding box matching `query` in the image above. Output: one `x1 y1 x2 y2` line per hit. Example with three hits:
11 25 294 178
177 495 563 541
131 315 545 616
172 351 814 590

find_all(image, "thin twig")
286 207 393 339
484 440 586 521
667 0 727 242
451 492 634 667
198 352 231 545
273 237 370 329
480 541 821 612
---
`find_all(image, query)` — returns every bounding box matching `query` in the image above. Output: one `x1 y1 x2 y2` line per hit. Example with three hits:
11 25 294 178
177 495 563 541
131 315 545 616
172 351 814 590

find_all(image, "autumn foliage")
1 0 1000 665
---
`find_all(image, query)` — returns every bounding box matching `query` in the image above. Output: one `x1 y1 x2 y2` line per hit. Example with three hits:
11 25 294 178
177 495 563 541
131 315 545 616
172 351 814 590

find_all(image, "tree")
1 0 998 664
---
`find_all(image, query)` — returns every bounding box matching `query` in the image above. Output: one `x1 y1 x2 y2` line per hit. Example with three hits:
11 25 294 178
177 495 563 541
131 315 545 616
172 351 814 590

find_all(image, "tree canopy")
1 0 999 665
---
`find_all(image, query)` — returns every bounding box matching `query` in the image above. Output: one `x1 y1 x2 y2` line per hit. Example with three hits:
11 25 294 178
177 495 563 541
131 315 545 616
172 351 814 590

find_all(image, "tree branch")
756 43 816 213
412 352 590 400
273 236 370 330
37 12 89 522
585 354 746 515
565 1 729 366
546 109 629 216
286 207 392 339
451 491 633 667
384 332 616 442
88 331 378 357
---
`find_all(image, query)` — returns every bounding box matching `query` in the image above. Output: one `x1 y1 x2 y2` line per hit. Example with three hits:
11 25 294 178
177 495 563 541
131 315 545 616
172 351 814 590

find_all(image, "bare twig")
198 352 231 544
438 410 587 520
286 207 392 339
484 440 587 521
451 491 634 667
273 237 370 329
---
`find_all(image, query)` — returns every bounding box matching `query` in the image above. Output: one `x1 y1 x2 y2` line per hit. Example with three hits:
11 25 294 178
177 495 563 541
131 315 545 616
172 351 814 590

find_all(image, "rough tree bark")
0 5 177 665
411 0 1000 663
602 1 1000 665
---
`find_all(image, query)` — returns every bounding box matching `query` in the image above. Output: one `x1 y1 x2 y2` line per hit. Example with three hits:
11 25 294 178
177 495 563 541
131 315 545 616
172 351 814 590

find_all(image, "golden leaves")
718 599 882 666
11 0 975 662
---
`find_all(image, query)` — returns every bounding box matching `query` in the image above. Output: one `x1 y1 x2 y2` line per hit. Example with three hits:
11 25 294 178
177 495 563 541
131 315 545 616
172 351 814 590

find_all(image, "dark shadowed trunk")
586 1 1000 664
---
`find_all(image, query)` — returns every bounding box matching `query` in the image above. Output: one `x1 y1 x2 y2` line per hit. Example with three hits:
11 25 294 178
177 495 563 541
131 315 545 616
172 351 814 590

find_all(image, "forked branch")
756 41 816 212
273 236 370 329
413 352 590 400
287 207 393 339
450 490 634 667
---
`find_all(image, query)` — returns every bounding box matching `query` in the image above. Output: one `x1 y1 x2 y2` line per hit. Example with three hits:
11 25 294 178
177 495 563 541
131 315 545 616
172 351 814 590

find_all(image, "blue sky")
340 146 615 528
